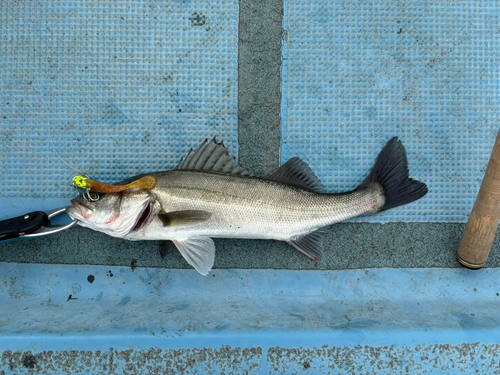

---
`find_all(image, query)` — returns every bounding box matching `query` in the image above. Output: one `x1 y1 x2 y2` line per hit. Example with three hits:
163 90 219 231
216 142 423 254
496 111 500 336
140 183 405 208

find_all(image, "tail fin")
364 137 428 211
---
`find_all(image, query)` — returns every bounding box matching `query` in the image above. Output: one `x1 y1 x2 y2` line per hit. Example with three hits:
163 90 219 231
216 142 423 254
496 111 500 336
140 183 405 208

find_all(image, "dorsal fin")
175 137 251 176
267 157 324 192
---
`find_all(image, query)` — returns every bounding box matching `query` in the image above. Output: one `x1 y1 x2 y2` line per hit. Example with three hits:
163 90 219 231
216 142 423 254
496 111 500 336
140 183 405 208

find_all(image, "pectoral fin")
158 210 212 227
173 237 215 275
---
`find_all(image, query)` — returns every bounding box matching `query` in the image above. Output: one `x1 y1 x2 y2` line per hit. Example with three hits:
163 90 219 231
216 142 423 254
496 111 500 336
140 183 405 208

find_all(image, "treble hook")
83 188 100 202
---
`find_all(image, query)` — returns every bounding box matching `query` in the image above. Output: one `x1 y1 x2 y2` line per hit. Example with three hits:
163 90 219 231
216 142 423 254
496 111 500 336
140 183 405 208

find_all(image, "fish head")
66 189 159 237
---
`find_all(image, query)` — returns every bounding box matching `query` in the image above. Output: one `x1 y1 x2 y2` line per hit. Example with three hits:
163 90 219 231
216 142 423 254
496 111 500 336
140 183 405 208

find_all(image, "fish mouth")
131 203 152 232
67 199 93 220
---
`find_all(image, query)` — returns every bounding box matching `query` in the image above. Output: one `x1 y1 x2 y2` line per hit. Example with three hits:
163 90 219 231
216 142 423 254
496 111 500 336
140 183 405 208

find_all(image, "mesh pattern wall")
282 1 499 222
0 1 238 198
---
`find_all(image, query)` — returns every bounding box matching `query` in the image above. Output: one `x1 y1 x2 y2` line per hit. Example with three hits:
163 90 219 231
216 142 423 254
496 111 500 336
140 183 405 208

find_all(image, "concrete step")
1 263 499 373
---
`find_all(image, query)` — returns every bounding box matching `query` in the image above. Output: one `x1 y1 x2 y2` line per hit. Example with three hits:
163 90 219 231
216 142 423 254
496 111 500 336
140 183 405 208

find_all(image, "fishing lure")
72 175 157 201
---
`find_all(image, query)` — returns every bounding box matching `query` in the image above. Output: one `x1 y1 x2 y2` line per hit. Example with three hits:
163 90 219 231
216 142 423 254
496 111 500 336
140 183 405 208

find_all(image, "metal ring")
23 208 78 238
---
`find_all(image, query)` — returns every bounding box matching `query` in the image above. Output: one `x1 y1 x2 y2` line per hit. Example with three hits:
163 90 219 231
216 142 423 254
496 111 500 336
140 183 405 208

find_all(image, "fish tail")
364 137 428 211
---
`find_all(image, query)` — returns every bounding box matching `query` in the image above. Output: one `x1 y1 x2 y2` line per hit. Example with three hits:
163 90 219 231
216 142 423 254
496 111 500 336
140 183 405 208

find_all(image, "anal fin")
173 237 215 275
287 228 326 260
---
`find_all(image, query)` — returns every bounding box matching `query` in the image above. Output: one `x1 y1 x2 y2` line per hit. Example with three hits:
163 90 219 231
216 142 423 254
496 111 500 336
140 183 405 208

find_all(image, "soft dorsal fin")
175 137 251 176
267 157 324 192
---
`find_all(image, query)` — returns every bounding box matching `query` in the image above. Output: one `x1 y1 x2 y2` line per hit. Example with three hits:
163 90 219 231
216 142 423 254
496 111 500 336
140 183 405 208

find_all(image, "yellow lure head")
72 175 88 189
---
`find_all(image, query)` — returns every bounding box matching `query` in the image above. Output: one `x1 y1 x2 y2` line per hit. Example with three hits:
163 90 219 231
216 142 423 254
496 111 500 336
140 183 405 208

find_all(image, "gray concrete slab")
2 223 500 270
238 0 283 176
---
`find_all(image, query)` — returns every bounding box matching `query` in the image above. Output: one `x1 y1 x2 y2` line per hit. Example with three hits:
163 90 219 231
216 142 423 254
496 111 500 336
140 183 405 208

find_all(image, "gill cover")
67 190 155 238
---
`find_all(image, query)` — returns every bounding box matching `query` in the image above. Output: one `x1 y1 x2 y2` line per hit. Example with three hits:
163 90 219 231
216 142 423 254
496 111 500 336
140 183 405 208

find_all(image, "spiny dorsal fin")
175 137 251 176
158 210 212 227
287 228 326 260
267 157 324 193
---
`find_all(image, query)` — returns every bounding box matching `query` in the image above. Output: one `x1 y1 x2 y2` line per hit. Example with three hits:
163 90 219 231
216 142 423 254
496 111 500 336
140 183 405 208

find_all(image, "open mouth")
67 200 93 220
131 203 152 232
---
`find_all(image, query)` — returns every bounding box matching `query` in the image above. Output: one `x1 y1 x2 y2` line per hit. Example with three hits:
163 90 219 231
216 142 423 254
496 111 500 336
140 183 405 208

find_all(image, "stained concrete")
1 347 263 374
7 343 496 375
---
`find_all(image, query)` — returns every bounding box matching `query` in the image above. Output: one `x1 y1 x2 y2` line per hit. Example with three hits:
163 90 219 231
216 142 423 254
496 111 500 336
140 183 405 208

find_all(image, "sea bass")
66 137 427 275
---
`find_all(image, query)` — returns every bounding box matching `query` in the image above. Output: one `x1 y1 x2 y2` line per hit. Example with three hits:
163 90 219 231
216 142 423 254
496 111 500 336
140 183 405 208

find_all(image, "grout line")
237 0 284 176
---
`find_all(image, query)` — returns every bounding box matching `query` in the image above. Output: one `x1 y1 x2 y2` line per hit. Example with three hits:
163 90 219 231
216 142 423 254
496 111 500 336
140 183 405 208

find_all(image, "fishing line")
46 120 81 175
42 37 135 181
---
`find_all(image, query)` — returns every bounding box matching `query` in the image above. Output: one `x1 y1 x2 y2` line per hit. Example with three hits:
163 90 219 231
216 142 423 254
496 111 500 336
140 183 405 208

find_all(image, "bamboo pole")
457 129 500 269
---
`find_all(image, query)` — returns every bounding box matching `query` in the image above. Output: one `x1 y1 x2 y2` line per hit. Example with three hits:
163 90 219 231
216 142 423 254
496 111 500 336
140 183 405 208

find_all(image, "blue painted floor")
1 263 500 374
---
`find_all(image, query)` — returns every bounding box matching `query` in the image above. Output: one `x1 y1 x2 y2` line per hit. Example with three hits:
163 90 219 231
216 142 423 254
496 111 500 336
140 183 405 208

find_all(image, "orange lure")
72 175 156 193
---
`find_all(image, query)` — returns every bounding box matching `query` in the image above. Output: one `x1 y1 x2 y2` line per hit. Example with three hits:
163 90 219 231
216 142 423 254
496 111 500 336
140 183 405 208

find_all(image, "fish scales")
145 170 384 240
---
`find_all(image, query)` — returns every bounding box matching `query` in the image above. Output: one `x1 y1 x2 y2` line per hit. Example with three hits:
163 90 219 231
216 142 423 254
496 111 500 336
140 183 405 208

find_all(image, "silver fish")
67 137 427 275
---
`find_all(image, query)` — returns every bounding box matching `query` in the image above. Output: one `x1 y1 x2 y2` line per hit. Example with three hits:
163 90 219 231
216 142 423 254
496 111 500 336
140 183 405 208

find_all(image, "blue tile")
282 1 500 222
0 1 239 212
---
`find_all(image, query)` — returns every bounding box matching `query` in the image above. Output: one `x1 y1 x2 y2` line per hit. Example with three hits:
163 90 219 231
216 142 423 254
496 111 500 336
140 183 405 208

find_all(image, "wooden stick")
457 129 500 269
